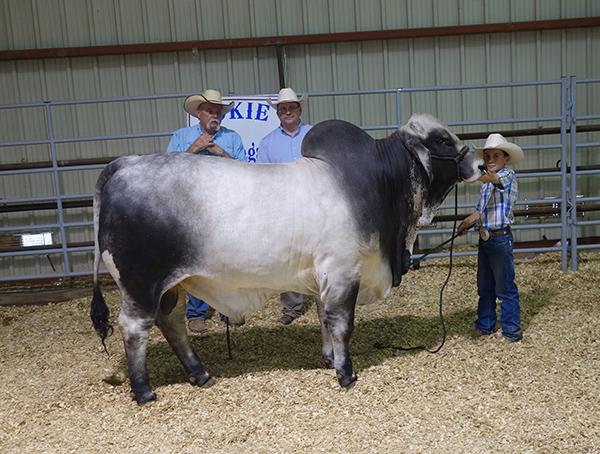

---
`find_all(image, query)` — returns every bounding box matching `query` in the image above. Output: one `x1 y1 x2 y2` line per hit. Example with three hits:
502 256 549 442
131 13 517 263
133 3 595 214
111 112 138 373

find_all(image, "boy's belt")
480 226 510 240
489 227 510 236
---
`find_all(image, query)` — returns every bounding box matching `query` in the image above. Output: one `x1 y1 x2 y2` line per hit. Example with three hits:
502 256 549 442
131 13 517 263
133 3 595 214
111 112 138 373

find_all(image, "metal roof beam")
2 17 600 61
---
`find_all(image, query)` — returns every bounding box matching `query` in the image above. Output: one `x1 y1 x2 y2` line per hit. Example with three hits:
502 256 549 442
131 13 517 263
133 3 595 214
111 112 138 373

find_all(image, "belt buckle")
479 226 490 241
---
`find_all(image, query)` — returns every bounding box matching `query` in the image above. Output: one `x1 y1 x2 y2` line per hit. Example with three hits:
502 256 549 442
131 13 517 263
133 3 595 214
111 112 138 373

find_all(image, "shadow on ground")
116 286 555 388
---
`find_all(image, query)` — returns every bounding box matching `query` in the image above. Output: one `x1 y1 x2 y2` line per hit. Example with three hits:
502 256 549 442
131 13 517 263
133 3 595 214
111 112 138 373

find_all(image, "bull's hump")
302 120 373 160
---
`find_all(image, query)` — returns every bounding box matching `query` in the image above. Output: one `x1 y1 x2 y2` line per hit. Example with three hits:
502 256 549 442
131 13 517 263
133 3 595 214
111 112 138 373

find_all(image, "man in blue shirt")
257 88 312 163
167 89 245 160
167 89 246 333
257 88 313 325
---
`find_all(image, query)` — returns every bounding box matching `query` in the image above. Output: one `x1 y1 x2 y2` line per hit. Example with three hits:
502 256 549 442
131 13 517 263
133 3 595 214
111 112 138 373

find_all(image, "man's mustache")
206 119 220 134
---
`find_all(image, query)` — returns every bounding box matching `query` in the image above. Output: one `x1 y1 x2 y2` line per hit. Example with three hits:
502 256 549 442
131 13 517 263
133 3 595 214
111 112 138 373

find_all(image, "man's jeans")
476 232 522 340
186 293 208 320
187 292 304 321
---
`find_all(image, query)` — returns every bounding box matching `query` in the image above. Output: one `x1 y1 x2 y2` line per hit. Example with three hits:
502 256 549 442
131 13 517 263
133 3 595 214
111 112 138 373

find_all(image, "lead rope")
225 316 233 359
375 185 459 353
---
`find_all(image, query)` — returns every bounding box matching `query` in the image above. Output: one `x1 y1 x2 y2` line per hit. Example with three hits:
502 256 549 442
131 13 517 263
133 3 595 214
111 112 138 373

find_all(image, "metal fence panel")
1 2 600 280
1 78 598 281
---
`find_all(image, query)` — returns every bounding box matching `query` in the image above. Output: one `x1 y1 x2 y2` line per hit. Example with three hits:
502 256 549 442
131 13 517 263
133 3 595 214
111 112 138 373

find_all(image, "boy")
458 133 524 342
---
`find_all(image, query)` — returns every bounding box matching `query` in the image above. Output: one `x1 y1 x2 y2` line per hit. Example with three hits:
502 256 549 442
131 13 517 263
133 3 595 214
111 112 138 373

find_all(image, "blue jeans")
476 231 522 340
186 293 208 320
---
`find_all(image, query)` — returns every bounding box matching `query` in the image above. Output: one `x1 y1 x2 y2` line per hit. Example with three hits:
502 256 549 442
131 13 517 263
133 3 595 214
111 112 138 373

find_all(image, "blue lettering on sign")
255 103 270 121
228 102 244 120
246 141 257 163
227 102 271 122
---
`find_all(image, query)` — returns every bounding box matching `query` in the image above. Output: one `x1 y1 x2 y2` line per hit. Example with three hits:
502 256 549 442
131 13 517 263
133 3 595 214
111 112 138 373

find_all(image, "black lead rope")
225 316 233 359
410 230 463 270
411 222 475 270
375 186 460 353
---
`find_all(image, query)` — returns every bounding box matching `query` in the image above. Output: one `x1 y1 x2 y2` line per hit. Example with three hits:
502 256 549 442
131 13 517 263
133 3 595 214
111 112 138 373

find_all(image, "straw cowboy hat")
184 89 234 116
267 87 306 108
475 133 524 164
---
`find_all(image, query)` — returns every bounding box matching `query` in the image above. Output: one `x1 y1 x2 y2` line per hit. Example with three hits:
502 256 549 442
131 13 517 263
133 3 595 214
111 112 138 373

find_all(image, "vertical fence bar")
569 76 578 271
559 77 569 271
45 101 71 274
395 88 403 127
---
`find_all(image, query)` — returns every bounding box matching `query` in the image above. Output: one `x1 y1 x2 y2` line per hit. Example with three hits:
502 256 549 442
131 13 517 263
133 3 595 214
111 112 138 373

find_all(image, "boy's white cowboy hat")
267 87 306 108
184 89 234 116
475 133 524 164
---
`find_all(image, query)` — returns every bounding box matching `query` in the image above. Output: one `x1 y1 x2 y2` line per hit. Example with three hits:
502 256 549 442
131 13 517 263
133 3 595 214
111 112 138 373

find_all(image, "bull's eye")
436 137 452 147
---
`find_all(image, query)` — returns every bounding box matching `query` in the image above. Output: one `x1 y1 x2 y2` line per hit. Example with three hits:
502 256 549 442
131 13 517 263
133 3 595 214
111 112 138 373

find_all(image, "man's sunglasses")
277 105 300 114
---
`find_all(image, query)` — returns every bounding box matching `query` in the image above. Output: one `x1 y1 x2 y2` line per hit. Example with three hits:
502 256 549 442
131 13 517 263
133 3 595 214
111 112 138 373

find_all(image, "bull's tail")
90 160 125 354
91 281 112 355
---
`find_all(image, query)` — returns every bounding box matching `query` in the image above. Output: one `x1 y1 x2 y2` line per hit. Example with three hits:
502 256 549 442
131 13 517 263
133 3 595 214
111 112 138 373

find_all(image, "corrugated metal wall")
1 0 599 277
2 1 599 102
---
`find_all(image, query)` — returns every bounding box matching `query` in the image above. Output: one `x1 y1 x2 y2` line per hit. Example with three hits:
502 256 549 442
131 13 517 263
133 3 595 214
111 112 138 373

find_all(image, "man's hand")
186 134 214 154
205 143 230 158
479 171 500 185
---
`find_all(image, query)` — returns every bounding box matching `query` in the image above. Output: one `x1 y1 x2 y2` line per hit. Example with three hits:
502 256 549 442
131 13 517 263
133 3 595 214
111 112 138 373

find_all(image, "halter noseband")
429 145 470 182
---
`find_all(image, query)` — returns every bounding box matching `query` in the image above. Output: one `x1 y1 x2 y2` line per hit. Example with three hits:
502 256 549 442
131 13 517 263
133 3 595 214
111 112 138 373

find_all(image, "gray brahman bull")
91 114 483 404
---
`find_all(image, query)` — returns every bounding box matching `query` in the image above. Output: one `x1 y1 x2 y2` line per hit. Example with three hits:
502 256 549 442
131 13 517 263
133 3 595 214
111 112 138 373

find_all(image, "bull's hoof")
323 354 335 369
133 390 157 405
338 374 358 390
189 372 214 388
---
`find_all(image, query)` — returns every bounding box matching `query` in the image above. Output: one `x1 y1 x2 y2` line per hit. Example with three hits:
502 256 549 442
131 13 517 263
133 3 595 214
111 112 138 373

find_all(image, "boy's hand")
479 171 500 185
458 212 480 236
457 221 471 236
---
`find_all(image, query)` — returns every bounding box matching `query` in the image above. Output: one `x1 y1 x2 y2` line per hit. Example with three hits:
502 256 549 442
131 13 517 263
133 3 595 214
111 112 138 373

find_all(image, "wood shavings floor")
1 253 598 453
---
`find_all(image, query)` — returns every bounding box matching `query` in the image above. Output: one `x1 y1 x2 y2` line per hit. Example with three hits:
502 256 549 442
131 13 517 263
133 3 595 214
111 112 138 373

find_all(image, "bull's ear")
411 142 433 184
401 119 433 184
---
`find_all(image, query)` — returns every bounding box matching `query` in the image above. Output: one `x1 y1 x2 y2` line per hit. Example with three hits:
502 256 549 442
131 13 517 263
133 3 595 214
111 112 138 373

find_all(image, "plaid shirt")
476 167 518 230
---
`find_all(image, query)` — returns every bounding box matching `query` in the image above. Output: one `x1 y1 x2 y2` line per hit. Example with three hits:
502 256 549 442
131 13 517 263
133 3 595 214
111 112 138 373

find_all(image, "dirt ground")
1 252 598 453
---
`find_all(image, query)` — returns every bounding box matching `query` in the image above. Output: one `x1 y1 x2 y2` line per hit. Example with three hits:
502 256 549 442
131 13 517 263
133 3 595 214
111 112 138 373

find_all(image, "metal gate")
1 77 599 281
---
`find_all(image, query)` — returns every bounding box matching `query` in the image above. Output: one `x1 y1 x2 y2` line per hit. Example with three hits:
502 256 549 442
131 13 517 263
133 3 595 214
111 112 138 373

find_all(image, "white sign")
187 96 279 162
